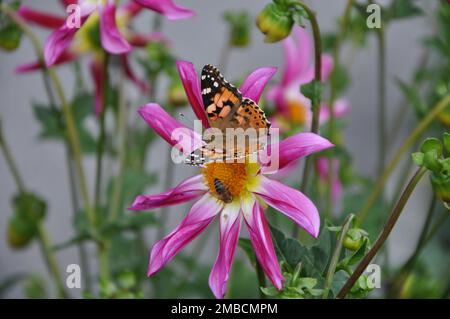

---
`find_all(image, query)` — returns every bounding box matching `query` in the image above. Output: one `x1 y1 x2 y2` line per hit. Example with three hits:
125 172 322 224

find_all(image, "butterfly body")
185 64 271 166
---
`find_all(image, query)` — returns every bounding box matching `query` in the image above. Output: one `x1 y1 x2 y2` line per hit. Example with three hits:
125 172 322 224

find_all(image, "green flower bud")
343 228 365 251
256 3 294 43
224 11 251 47
7 215 35 248
430 171 450 203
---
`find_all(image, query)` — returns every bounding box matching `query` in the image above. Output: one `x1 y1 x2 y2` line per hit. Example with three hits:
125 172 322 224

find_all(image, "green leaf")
32 93 97 153
443 133 450 156
24 275 48 299
330 270 349 298
321 33 337 53
0 1 23 51
388 0 422 20
423 150 443 174
396 78 427 116
420 138 443 157
32 105 64 139
330 64 350 96
412 152 424 166
300 80 323 107
297 277 317 289
117 271 137 290
269 225 323 278
261 286 280 297
106 168 157 219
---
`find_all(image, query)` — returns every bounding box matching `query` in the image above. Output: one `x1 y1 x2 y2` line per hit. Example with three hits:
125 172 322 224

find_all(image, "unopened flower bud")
224 11 251 47
256 3 294 43
7 216 35 248
343 228 367 251
430 170 450 203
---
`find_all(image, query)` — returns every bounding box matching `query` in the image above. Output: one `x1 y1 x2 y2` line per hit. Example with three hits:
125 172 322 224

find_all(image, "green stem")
108 70 128 222
337 167 427 299
94 54 111 284
322 214 354 299
292 1 322 237
389 195 437 297
0 120 26 193
94 53 110 216
42 68 93 292
376 27 387 177
256 261 267 299
0 120 68 298
36 223 68 298
357 92 450 224
1 3 106 285
326 0 354 218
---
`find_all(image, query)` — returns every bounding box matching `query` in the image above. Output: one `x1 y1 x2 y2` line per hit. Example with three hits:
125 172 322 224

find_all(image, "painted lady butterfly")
185 64 271 166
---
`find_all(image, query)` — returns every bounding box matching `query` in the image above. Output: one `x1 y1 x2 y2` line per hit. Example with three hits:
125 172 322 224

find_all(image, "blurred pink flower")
16 0 191 114
43 0 194 66
316 156 342 205
128 61 333 298
267 26 349 130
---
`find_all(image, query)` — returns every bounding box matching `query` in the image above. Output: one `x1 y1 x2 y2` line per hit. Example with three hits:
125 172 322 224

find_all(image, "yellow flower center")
202 162 260 203
287 98 309 125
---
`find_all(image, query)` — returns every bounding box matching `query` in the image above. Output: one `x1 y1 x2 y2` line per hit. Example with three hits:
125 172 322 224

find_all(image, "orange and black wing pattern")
201 64 242 129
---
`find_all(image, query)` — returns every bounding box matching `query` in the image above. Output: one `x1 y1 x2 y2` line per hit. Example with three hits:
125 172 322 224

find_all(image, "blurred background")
0 0 443 298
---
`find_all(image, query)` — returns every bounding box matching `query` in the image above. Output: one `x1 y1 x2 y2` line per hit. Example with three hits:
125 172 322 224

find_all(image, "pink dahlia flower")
267 26 349 129
128 61 333 298
16 0 191 114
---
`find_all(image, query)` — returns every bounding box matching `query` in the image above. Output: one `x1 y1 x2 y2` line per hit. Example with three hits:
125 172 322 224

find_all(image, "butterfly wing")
186 65 271 166
201 64 242 131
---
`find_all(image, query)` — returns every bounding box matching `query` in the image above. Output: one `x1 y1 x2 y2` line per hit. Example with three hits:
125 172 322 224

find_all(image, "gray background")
0 0 436 298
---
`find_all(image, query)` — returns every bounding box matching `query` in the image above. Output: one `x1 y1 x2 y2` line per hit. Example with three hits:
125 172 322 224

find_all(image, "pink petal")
300 54 335 84
134 0 195 20
129 174 207 211
252 176 320 238
319 98 350 124
261 132 334 174
44 12 90 67
242 197 284 290
281 26 312 85
18 6 65 29
120 54 149 92
89 59 104 116
176 61 210 128
281 36 300 86
121 1 144 18
16 50 77 73
240 67 277 103
99 0 131 54
316 156 342 203
137 103 203 154
147 194 222 276
209 204 242 299
60 0 78 7
320 54 334 82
